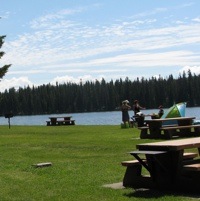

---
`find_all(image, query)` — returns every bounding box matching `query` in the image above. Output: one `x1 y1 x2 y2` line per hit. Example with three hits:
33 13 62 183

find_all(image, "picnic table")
122 137 200 192
46 116 75 126
138 116 200 139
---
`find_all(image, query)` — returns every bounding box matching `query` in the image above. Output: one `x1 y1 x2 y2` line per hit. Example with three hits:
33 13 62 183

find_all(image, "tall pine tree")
0 35 11 79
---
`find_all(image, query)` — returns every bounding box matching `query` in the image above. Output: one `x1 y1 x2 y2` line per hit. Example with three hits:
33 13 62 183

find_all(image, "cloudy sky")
0 0 200 92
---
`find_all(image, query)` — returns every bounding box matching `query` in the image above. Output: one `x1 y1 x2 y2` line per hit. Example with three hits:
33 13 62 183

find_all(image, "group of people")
121 99 145 127
121 99 164 127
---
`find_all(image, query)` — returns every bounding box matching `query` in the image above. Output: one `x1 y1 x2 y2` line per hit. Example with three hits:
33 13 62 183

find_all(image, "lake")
1 107 200 126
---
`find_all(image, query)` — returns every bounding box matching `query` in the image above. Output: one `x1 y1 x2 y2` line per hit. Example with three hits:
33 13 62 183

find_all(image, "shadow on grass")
124 188 200 199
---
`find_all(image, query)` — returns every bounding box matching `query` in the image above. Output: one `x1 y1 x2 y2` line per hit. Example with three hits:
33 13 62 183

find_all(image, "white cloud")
179 66 200 75
7 70 45 75
0 77 33 92
175 20 184 24
1 2 200 91
51 75 97 85
192 17 200 22
77 50 200 68
3 21 200 70
30 8 84 29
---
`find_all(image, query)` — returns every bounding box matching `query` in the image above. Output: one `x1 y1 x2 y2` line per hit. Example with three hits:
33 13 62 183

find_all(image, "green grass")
0 125 198 201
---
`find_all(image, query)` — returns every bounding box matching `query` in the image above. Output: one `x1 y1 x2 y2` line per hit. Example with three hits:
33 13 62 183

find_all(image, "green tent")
161 102 186 119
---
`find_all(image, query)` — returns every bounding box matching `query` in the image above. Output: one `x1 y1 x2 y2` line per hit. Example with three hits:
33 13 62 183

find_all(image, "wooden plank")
183 163 200 171
138 126 149 130
49 116 72 119
33 162 52 168
161 125 200 130
183 152 198 160
130 150 167 174
161 125 200 139
126 152 197 168
121 160 147 167
146 117 195 122
57 120 72 122
47 119 75 126
46 121 51 126
138 126 149 139
136 137 200 151
130 150 167 155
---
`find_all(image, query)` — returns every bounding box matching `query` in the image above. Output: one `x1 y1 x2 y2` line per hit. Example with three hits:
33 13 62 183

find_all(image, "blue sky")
0 0 200 92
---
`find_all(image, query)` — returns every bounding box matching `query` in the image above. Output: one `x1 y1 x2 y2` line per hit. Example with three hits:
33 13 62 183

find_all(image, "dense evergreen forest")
0 70 200 116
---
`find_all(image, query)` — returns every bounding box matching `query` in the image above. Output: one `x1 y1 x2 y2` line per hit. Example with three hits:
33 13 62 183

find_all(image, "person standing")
121 100 131 126
133 100 145 127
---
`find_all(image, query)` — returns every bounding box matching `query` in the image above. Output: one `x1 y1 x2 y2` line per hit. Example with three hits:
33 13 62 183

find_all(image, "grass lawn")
0 125 199 201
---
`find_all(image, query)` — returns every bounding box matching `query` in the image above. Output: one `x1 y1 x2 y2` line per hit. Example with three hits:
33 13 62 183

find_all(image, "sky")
0 0 200 92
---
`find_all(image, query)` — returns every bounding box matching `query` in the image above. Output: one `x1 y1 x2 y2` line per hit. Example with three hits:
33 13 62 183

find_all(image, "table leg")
50 118 57 126
146 150 183 190
148 122 162 138
178 119 193 137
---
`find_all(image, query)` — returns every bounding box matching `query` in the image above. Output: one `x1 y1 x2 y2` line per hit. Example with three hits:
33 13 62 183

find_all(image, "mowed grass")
0 125 198 201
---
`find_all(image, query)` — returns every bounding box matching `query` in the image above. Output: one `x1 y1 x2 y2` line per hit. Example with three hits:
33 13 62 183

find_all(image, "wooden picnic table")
139 116 199 139
128 137 200 192
47 116 75 126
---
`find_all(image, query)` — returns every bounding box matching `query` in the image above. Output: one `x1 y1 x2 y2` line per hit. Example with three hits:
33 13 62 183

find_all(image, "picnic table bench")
160 124 200 139
121 151 198 188
137 117 199 139
46 116 75 126
120 137 200 192
127 137 200 192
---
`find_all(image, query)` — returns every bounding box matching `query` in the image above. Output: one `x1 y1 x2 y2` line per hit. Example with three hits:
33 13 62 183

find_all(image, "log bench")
160 124 200 139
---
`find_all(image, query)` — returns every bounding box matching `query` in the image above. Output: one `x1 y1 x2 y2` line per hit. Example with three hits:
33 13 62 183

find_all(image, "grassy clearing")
0 125 198 200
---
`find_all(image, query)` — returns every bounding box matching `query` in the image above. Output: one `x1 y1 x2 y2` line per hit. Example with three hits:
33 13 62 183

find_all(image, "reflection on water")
0 107 200 126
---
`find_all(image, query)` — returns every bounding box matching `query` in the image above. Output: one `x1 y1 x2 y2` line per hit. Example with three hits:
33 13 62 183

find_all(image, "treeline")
0 70 200 116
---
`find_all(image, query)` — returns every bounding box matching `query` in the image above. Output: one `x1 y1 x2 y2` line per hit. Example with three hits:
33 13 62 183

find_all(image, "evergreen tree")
0 35 11 79
0 72 200 116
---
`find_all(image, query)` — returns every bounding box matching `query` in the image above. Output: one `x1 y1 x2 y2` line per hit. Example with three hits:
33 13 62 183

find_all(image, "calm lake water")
0 107 200 126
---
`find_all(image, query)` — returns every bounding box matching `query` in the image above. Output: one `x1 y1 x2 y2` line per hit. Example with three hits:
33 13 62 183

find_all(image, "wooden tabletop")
145 116 195 122
136 137 200 151
49 116 72 119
